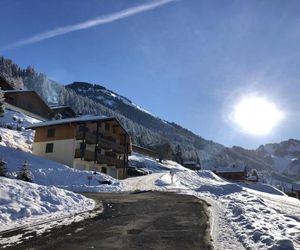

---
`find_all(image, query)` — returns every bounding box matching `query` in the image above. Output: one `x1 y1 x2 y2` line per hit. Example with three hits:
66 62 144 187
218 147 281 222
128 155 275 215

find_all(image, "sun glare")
231 96 284 136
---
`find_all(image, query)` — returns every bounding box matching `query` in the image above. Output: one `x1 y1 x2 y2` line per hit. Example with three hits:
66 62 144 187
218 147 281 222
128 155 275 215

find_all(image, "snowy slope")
129 152 187 173
0 145 123 192
0 177 95 232
67 82 155 116
0 109 40 152
123 160 300 250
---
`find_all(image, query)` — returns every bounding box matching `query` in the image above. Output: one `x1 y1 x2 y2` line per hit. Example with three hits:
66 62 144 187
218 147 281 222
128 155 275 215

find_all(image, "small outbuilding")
50 105 76 119
213 166 247 181
183 161 201 171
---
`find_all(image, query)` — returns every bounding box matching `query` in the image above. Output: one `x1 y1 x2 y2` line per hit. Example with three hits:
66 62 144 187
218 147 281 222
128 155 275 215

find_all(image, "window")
105 123 110 131
47 128 55 138
45 143 54 153
113 127 116 134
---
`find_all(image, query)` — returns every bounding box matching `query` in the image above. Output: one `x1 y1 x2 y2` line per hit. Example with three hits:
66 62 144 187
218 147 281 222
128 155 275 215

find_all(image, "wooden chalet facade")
28 116 132 179
3 90 53 120
213 166 247 181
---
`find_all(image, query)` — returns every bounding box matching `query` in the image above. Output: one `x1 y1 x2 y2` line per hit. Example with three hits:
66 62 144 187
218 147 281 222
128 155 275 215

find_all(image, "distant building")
213 166 247 181
132 144 158 159
49 105 76 119
28 115 132 179
183 161 201 170
4 90 53 120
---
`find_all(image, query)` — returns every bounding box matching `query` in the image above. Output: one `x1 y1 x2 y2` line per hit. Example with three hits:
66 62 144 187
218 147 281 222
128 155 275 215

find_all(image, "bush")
6 124 13 130
17 161 33 182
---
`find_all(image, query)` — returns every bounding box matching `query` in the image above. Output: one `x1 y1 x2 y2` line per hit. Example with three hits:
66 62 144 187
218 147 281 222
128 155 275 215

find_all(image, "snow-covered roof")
27 115 114 129
246 176 258 181
214 166 246 174
49 105 73 110
3 90 33 93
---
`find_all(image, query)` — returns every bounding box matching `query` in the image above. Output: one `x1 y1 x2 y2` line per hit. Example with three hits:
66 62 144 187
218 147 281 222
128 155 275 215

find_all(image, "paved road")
9 191 212 250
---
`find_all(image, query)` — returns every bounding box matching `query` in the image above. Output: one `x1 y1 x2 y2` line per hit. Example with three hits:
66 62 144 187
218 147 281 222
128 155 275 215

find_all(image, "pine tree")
17 161 33 182
0 158 7 177
0 87 5 117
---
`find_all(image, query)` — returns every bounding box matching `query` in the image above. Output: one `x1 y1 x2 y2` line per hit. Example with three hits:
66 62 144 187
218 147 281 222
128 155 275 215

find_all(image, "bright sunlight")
231 96 285 136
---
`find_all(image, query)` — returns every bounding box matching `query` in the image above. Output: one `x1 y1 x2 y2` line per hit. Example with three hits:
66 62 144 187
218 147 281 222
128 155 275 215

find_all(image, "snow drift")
0 177 95 231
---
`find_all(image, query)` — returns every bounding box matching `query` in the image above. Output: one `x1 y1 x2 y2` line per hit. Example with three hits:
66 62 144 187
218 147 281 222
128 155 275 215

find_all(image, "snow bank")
0 177 95 231
0 145 123 192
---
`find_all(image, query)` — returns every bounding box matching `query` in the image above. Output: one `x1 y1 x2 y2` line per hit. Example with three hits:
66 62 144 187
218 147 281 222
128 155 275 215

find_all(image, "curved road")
8 191 212 250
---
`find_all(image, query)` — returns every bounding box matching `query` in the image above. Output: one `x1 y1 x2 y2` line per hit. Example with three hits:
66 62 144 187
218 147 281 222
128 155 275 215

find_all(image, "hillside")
0 55 299 183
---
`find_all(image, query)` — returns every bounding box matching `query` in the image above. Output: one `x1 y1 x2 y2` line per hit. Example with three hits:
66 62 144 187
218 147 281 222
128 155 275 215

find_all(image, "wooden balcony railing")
76 132 126 153
75 149 125 168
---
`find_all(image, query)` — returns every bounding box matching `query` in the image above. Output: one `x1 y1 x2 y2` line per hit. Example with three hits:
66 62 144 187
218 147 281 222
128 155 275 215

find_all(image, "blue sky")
1 0 300 149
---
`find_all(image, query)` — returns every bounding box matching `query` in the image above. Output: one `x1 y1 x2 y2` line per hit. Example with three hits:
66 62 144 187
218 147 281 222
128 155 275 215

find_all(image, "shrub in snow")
17 161 33 182
0 158 7 177
6 124 13 130
16 125 23 131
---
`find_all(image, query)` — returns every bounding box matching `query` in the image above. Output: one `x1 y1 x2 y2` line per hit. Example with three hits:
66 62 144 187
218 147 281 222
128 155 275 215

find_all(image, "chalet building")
213 166 247 181
49 105 76 118
28 115 132 179
132 144 158 159
4 90 53 120
183 161 201 171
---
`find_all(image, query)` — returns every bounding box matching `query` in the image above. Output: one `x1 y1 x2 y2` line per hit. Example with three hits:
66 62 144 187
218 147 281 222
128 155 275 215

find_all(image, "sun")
231 96 284 136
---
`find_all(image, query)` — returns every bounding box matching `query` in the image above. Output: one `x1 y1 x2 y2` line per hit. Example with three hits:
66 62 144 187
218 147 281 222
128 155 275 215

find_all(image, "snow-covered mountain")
257 139 300 180
67 82 154 116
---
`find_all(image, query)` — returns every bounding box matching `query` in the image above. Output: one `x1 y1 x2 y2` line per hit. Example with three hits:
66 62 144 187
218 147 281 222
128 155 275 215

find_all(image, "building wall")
73 158 123 179
35 125 76 142
33 139 76 167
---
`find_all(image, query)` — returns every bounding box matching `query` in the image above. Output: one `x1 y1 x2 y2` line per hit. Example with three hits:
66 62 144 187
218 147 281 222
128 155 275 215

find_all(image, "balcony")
76 132 126 153
75 149 125 168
